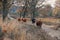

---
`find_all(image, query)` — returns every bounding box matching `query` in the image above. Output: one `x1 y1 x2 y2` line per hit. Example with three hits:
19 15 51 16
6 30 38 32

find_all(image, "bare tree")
22 0 45 18
2 0 8 21
2 0 19 21
2 0 45 21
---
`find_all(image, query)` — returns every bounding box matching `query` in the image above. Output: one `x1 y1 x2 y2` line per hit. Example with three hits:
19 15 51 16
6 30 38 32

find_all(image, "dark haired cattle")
31 18 36 24
18 18 21 22
36 21 42 28
22 18 27 22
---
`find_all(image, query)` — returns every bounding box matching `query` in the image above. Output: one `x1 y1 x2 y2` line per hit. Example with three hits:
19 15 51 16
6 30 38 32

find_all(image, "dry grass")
0 16 3 26
0 16 59 40
36 18 60 24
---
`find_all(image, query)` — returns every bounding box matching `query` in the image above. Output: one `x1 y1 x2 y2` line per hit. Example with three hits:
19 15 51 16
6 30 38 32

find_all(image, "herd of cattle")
18 18 42 28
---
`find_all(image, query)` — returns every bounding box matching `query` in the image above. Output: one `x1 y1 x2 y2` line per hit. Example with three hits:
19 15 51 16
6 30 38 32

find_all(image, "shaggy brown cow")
2 25 7 33
18 18 21 22
36 21 42 28
22 18 27 22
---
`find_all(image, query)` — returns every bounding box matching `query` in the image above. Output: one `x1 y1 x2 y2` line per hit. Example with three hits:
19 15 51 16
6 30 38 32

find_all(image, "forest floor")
0 16 60 40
